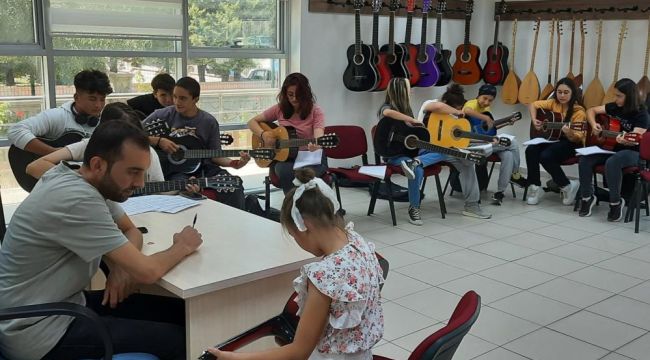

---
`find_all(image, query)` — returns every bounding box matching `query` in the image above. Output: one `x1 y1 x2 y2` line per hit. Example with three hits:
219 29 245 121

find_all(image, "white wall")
294 0 649 171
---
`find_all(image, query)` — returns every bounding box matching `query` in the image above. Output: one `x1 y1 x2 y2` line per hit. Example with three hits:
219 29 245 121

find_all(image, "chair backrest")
408 291 481 360
323 125 368 160
640 132 650 162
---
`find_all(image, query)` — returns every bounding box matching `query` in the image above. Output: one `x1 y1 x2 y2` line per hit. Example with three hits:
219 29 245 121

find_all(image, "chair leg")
332 175 345 216
522 185 528 201
264 176 271 213
444 172 453 196
367 180 381 216
625 178 638 223
420 177 428 199
435 174 446 219
573 186 581 212
636 185 642 234
644 182 649 217
386 178 397 226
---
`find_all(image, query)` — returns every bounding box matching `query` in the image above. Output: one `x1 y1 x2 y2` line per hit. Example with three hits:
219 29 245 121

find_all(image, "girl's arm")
26 147 74 179
247 113 269 138
586 105 606 130
423 101 463 117
462 107 493 124
383 108 417 123
207 281 332 360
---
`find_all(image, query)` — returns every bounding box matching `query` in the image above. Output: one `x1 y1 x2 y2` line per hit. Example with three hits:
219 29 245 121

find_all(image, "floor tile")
504 328 608 360
548 310 646 351
587 296 650 331
480 263 556 290
565 266 644 293
600 353 635 360
472 347 531 360
363 226 424 246
490 291 579 326
529 278 614 308
601 227 650 241
622 246 650 264
396 259 471 286
373 245 428 269
596 256 650 280
620 281 650 305
515 252 588 276
430 229 495 248
381 301 438 340
491 215 553 230
395 237 463 259
546 243 617 264
559 217 624 234
463 222 524 239
521 208 574 223
574 235 645 255
470 240 539 261
434 249 506 273
390 324 444 352
380 271 432 301
372 341 412 358
616 332 650 360
396 220 456 237
532 224 595 242
502 232 567 251
438 274 521 304
470 306 540 345
394 287 462 321
448 334 497 360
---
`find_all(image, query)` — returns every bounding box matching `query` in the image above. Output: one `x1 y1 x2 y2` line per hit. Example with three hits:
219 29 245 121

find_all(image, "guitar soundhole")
353 54 365 66
460 52 471 63
404 134 417 150
387 54 397 65
417 53 428 63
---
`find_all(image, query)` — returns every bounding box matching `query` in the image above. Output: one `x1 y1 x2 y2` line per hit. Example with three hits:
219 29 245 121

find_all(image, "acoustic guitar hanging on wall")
342 0 378 92
433 0 453 86
482 1 508 85
452 0 481 85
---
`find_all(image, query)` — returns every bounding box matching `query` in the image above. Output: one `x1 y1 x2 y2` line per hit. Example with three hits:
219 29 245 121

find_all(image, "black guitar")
373 117 485 164
9 132 86 192
379 0 409 79
144 118 235 146
433 0 453 86
132 174 241 196
343 0 378 91
158 135 275 176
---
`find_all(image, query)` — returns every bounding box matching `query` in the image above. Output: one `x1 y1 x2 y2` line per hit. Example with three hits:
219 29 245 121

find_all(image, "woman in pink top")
248 73 327 193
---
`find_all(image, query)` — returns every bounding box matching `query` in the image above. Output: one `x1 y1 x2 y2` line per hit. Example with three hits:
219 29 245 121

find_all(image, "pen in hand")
192 213 197 229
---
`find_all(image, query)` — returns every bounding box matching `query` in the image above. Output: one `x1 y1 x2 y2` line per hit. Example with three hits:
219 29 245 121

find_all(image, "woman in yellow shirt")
526 77 587 205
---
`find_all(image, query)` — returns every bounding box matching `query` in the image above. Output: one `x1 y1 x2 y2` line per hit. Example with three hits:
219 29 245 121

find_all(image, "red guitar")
482 2 508 85
371 0 392 91
589 114 642 150
452 0 482 85
400 0 420 86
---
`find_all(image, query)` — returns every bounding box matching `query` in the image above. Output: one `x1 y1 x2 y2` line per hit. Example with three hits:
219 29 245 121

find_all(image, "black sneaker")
510 174 528 188
607 199 626 222
492 191 505 205
578 195 596 217
408 206 423 225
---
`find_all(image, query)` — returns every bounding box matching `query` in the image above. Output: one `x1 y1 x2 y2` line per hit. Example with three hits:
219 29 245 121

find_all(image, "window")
0 0 37 44
189 0 279 50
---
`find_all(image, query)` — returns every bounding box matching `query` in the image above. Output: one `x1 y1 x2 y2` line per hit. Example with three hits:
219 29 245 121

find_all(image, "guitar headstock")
205 175 242 193
557 19 563 36
466 151 486 165
511 111 523 122
570 122 587 132
220 133 234 146
353 0 364 10
144 118 170 136
548 18 555 36
371 0 382 13
496 137 512 147
406 0 415 12
435 0 447 14
624 133 641 143
533 18 541 33
317 133 340 148
465 0 474 16
388 0 400 12
619 20 629 42
596 19 603 36
496 0 507 15
422 0 432 13
580 19 587 39
512 18 518 37
249 148 275 160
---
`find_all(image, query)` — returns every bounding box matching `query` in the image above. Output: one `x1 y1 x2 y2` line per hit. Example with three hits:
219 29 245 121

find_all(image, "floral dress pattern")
293 222 384 360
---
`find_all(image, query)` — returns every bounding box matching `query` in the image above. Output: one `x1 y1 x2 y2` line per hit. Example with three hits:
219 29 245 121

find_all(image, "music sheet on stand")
121 195 201 216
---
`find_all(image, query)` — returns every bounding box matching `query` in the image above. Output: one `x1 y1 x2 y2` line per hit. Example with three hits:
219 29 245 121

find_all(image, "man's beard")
97 171 135 202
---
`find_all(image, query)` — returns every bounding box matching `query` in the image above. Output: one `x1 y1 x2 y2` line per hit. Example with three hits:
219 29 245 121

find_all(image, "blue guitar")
469 111 522 136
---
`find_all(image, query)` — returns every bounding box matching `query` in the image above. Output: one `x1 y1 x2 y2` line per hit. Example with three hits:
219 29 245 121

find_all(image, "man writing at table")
0 120 202 360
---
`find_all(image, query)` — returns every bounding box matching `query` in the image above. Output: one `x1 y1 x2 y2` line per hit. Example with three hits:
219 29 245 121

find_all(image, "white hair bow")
291 178 340 232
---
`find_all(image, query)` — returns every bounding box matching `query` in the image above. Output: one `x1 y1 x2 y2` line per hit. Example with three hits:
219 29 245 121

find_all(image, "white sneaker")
527 185 544 205
561 180 580 206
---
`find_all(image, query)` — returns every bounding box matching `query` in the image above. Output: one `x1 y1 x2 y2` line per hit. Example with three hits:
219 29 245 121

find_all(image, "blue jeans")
387 150 445 207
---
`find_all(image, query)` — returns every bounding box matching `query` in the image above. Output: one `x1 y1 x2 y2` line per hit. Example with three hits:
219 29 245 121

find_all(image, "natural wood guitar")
502 18 521 105
603 21 628 104
518 19 541 104
425 113 512 149
530 109 587 141
638 16 650 103
583 20 605 108
452 0 482 85
252 123 340 168
540 19 556 100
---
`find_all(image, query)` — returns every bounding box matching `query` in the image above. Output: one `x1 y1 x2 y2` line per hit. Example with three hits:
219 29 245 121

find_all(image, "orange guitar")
452 0 481 85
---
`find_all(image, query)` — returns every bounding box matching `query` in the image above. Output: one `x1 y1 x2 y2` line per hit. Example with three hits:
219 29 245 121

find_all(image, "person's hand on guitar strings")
158 137 180 154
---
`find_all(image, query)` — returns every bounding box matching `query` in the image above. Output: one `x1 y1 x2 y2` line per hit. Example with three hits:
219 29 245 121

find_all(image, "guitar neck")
530 23 540 71
614 21 627 80
412 138 472 160
595 20 603 77
419 12 429 57
601 130 623 138
389 11 396 55
405 12 413 45
492 15 500 55
545 121 570 130
547 20 555 78
435 11 443 47
579 21 585 74
372 12 380 52
493 115 517 129
277 138 318 149
134 178 207 195
455 130 495 143
354 8 362 56
644 15 650 76
182 149 249 159
555 21 561 82
463 14 471 54
568 19 575 71
509 19 517 69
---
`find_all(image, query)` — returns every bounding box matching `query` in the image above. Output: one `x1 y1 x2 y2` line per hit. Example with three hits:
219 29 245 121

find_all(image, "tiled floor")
282 168 649 360
3 166 649 360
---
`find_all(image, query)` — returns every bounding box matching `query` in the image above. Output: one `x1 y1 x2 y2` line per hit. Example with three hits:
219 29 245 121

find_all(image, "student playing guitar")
578 78 649 221
526 78 587 206
464 84 527 205
248 73 327 194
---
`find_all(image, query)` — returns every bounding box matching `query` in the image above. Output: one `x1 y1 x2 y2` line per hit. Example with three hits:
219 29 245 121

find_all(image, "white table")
131 199 314 358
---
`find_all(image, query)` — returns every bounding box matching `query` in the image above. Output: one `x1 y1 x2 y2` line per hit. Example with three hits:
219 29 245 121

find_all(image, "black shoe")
578 195 596 217
607 199 626 222
408 206 423 225
510 175 528 188
492 191 505 205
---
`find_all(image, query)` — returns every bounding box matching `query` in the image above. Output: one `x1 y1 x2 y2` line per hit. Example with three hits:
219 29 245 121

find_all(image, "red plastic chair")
628 132 650 233
374 291 481 360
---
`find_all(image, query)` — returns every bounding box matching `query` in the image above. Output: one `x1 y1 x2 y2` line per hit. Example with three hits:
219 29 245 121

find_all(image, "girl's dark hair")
614 78 643 114
441 84 466 109
552 77 580 121
278 73 315 120
280 168 343 232
100 102 144 130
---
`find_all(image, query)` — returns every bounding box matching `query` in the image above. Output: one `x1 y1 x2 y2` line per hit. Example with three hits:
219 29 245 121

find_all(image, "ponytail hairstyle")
381 77 413 117
552 77 580 122
441 84 466 109
280 168 344 233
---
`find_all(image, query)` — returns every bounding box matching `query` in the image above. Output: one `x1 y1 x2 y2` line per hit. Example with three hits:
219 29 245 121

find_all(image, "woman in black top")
578 78 649 221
